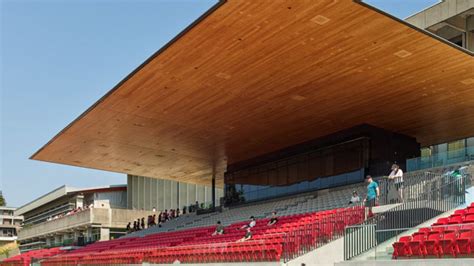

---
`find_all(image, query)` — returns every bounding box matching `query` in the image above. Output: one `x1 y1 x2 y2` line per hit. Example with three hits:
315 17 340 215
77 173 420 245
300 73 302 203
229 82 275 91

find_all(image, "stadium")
2 0 474 265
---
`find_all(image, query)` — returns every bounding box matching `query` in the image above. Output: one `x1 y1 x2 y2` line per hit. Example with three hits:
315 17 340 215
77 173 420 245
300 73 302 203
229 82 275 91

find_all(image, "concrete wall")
286 237 344 266
144 263 279 266
405 0 474 28
336 259 474 266
17 208 150 241
127 175 223 211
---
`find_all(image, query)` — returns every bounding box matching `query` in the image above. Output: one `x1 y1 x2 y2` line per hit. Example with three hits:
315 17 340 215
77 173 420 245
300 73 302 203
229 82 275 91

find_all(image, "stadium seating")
128 164 470 239
392 202 474 259
41 206 364 265
1 247 67 266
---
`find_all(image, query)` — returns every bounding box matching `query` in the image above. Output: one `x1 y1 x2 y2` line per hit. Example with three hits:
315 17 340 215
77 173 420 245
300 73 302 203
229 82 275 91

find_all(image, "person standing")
364 175 379 218
141 217 145 230
388 164 404 202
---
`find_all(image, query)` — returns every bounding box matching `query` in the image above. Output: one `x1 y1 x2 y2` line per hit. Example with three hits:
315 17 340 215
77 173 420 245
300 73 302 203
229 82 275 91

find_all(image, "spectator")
267 211 278 226
158 212 163 224
183 206 187 215
126 222 131 233
212 221 225 236
152 214 157 226
163 210 168 221
133 221 138 231
388 164 404 202
176 208 180 217
241 216 256 229
237 228 252 242
364 175 379 219
147 215 152 227
141 217 145 229
348 191 360 205
152 206 156 213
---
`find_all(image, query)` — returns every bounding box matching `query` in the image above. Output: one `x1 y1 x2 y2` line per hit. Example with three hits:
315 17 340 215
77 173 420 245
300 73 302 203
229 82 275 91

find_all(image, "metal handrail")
344 174 467 260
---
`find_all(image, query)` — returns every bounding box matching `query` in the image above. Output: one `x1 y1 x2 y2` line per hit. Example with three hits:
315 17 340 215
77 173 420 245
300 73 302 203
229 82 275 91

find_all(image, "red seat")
455 231 473 256
448 216 463 225
433 218 449 226
392 236 411 259
424 231 441 257
438 231 457 257
408 234 426 257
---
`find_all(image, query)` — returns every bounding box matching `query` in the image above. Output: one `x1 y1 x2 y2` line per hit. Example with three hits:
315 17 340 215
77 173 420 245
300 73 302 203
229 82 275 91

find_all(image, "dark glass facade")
225 168 364 204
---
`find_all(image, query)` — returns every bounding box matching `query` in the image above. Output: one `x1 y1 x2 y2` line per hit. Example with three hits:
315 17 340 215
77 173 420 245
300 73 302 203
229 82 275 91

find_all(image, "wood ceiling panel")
32 0 474 185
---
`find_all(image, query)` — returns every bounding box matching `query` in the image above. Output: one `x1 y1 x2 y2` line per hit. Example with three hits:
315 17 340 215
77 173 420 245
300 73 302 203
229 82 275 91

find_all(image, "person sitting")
212 221 225 236
348 191 361 205
237 228 252 242
241 216 256 229
267 211 278 226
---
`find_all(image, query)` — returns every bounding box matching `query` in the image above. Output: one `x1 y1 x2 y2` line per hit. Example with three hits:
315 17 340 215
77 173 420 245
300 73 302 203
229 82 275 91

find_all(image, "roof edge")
404 0 443 20
30 0 228 161
15 185 68 215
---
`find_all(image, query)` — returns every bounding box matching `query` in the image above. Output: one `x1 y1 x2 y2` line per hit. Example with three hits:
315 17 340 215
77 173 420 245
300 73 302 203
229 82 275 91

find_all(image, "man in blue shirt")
364 175 379 218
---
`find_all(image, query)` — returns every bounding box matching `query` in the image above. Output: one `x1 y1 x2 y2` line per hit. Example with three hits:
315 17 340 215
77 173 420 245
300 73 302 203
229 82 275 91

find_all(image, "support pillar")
212 173 216 209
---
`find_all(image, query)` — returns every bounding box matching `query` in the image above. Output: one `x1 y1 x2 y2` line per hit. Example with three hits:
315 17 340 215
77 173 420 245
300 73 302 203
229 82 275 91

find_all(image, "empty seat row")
1 247 66 266
393 202 474 259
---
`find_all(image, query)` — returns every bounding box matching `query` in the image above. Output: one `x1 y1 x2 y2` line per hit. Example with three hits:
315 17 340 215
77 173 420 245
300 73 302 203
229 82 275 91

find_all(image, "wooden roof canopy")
32 0 474 186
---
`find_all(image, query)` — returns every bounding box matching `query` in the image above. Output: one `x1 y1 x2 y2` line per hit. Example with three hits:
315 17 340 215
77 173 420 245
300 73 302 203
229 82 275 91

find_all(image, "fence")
344 174 467 260
281 206 365 262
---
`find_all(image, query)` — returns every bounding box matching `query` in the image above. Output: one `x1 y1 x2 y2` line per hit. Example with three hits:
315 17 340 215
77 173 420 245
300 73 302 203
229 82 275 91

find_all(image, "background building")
406 0 474 52
15 185 149 251
0 206 23 246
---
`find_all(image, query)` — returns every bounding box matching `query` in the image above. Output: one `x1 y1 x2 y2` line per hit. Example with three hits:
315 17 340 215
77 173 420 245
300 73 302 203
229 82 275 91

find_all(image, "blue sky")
1 0 439 207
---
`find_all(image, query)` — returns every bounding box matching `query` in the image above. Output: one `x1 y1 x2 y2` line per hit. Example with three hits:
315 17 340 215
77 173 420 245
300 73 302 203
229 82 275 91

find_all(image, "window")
421 147 431 158
448 140 465 159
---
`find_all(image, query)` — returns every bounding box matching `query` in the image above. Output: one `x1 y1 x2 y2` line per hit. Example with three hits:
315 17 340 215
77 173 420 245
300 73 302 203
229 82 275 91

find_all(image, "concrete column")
99 228 110 241
212 174 216 208
75 194 84 209
466 15 474 51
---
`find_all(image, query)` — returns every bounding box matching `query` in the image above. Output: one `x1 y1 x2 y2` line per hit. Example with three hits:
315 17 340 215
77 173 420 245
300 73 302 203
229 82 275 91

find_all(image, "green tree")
0 192 6 206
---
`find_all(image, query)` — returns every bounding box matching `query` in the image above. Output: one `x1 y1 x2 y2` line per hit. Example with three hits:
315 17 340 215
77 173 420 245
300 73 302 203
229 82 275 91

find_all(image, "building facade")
127 175 224 211
15 185 149 251
406 0 474 52
0 207 23 246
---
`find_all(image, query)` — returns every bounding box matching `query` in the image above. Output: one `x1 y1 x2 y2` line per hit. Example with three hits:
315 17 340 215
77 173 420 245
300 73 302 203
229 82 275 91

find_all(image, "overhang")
31 0 474 186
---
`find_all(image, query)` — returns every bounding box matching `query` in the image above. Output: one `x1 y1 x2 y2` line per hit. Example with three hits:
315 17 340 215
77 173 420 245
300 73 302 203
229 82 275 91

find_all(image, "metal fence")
344 174 467 260
282 206 365 262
